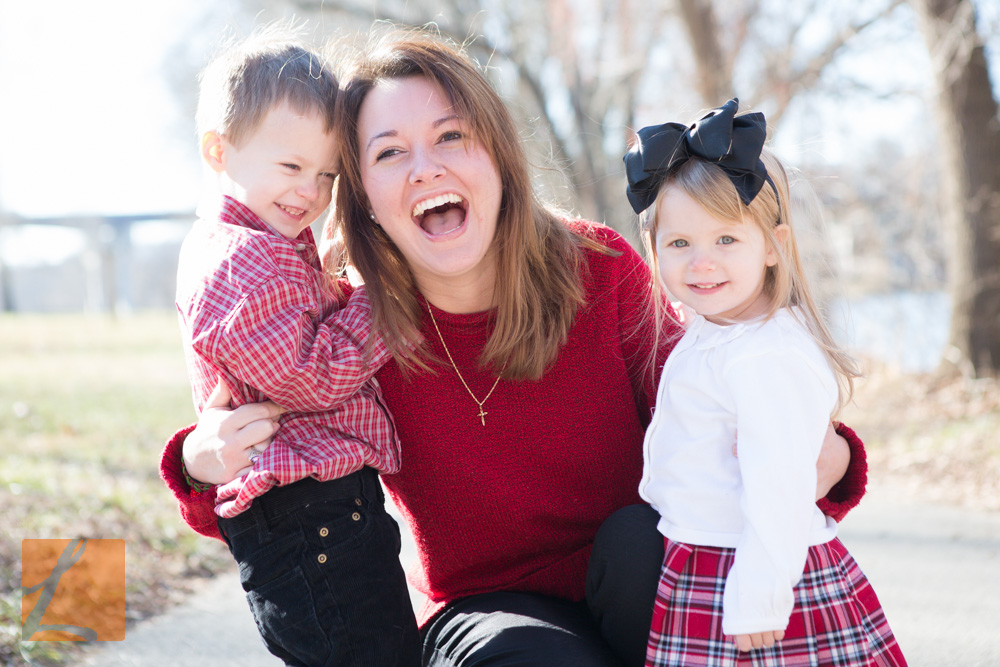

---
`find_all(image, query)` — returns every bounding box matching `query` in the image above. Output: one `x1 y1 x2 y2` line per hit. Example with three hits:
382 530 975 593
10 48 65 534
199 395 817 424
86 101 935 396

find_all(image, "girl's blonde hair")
329 27 612 380
640 148 860 414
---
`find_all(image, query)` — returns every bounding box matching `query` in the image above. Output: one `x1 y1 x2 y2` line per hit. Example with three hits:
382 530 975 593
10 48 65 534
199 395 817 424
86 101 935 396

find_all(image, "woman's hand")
816 423 850 500
182 379 285 485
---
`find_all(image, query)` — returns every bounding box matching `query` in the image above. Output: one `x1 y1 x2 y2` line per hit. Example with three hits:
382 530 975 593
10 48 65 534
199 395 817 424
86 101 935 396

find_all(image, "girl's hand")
733 629 785 652
816 422 850 500
182 379 285 485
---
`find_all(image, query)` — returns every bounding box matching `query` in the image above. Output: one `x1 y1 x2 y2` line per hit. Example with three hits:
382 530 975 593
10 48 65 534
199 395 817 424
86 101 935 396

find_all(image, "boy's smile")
210 101 338 239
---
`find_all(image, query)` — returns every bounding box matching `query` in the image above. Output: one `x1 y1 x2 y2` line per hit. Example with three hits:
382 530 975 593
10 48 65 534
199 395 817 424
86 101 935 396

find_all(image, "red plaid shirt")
176 196 400 518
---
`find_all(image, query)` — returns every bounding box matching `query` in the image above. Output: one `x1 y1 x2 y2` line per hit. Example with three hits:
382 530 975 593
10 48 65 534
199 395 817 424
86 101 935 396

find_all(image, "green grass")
0 313 231 665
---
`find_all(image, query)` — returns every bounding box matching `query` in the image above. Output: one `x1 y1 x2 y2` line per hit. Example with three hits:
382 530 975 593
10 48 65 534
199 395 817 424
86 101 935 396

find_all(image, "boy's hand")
733 629 785 652
182 379 285 485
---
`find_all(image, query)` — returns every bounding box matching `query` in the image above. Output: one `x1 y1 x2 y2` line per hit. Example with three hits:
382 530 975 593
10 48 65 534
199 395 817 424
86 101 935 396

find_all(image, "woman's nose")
409 147 445 184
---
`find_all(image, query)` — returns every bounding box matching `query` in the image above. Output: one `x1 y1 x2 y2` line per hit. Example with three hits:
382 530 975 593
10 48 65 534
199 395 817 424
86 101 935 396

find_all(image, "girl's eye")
718 236 735 245
668 239 689 248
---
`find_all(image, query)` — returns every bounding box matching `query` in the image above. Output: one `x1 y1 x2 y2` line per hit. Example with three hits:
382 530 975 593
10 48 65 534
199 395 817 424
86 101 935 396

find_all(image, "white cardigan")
640 308 839 635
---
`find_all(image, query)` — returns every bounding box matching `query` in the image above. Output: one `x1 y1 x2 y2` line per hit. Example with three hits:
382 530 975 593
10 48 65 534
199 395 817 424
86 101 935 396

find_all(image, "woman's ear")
201 131 227 173
765 224 791 267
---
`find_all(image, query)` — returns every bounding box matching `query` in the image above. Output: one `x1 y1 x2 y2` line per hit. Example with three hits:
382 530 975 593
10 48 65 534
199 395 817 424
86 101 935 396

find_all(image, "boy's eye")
282 163 301 171
718 236 735 245
320 171 336 180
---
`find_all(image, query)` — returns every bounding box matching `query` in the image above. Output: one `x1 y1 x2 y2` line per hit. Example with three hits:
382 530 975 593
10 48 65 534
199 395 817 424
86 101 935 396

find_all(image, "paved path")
78 485 999 666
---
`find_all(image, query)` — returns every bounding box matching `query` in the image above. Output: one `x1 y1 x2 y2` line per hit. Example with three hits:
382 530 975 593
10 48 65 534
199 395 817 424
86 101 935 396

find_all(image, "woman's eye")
718 236 735 245
439 130 463 143
375 147 401 161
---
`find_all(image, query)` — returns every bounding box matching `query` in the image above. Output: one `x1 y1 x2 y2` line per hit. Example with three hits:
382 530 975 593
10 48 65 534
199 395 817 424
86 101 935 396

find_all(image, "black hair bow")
623 98 772 215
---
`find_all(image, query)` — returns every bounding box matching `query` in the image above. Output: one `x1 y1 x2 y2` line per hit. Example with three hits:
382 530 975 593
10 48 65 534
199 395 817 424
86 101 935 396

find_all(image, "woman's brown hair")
330 27 610 380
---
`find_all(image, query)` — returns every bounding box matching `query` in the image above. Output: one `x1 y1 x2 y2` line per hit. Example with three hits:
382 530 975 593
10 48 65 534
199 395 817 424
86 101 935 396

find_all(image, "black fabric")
623 98 773 214
586 504 666 667
421 591 624 667
218 470 421 667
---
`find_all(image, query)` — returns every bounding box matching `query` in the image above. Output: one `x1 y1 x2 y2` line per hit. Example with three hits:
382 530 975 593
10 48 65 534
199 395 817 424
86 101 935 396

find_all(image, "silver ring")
248 449 260 465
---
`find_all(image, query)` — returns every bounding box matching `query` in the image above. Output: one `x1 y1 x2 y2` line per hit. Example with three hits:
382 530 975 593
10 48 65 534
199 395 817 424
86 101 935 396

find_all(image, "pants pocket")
246 564 334 667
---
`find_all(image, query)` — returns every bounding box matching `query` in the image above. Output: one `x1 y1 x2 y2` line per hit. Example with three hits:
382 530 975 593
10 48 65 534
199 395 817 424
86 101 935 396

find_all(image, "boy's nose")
296 180 321 202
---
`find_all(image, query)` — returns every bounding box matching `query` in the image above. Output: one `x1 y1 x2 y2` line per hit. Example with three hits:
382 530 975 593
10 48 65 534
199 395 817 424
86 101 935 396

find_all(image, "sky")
1 2 997 229
0 0 251 219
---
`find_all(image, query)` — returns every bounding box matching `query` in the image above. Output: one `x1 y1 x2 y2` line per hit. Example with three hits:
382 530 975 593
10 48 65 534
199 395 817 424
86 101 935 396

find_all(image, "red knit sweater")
159 220 867 626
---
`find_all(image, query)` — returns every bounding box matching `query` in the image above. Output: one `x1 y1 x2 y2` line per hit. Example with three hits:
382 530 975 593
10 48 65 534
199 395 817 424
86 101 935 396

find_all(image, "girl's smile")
654 186 780 324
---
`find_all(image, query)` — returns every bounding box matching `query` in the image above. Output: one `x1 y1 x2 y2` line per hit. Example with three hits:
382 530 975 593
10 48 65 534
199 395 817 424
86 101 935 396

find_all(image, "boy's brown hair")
196 24 338 148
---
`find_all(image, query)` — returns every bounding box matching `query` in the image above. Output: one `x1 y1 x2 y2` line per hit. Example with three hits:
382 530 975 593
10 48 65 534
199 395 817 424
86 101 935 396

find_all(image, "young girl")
624 99 907 666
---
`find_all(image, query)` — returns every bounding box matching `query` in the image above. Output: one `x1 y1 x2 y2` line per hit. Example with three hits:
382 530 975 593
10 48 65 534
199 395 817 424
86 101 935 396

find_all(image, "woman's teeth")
412 193 464 218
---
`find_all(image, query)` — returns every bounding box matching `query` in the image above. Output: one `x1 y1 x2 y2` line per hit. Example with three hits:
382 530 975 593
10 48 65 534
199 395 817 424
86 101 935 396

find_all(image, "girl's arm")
722 344 839 637
603 224 866 517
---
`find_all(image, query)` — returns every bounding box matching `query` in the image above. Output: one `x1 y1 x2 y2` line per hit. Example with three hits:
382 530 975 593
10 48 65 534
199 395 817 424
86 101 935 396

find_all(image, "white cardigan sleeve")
720 342 838 635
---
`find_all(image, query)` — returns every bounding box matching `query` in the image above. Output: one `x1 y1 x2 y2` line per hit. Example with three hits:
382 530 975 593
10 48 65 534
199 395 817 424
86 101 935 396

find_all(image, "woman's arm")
158 381 283 540
817 422 867 522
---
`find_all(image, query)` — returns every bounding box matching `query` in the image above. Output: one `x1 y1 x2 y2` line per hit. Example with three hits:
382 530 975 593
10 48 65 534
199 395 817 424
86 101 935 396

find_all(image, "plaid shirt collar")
210 195 319 250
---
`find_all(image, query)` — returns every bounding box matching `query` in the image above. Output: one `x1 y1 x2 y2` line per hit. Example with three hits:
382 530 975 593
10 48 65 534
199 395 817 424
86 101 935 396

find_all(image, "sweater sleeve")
816 422 868 522
158 425 223 541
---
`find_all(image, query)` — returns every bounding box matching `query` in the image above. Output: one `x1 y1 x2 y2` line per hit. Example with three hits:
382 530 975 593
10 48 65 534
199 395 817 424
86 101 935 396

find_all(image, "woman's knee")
422 592 622 667
586 504 664 667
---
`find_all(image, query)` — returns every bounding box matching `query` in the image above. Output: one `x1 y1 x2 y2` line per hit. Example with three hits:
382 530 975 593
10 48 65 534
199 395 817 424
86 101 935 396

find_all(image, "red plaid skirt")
645 537 907 666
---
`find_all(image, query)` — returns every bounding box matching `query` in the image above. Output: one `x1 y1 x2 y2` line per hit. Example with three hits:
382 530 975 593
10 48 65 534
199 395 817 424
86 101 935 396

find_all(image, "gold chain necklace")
426 304 502 426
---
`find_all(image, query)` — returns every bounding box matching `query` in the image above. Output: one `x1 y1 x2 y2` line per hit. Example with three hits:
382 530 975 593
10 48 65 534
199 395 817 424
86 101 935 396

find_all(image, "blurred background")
1 0 998 665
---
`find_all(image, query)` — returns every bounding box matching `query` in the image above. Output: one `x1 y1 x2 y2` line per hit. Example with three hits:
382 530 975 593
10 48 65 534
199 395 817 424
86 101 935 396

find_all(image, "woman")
163 28 865 666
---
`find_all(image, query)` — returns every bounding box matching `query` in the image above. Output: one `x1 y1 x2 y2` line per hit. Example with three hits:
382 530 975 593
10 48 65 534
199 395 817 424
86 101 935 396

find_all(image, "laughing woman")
161 28 868 666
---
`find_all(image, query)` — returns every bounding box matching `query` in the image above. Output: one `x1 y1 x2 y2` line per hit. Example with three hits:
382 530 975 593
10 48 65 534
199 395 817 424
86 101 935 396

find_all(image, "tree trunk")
912 0 1000 376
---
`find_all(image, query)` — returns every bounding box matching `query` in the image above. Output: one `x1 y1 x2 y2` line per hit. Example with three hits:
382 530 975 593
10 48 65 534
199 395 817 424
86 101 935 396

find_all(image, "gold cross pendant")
477 406 487 426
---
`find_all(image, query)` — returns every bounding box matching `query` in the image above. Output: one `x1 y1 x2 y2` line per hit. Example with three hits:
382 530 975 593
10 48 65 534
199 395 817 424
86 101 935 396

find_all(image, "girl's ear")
201 131 227 173
765 224 791 267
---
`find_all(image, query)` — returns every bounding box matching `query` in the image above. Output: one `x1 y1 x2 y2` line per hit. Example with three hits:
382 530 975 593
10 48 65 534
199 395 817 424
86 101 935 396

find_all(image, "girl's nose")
688 248 716 272
409 147 445 184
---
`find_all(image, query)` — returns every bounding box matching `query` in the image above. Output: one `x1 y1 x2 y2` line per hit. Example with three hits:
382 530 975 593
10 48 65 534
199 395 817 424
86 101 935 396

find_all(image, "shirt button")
317 554 327 564
354 498 362 506
351 512 361 522
319 527 329 537
296 243 308 252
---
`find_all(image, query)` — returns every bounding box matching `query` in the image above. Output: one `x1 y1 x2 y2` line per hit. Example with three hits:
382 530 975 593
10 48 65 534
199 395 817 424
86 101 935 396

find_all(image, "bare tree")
911 0 1000 377
277 0 901 247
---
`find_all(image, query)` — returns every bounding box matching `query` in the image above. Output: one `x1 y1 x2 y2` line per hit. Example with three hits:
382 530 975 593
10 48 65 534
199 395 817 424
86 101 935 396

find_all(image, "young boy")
175 28 420 666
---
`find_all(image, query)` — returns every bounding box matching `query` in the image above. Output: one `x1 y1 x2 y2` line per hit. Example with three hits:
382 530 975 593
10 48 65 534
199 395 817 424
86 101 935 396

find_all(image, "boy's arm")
208 282 389 413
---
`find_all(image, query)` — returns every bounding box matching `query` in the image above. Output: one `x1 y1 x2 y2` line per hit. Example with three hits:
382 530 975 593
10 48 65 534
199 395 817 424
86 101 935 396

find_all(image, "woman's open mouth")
412 194 468 237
